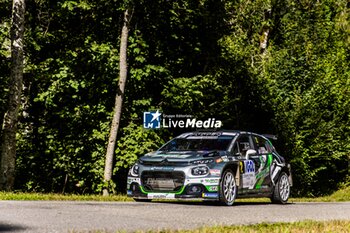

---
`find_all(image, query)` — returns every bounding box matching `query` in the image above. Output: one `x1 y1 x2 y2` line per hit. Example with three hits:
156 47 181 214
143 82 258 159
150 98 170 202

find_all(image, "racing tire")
219 169 237 206
271 171 290 204
133 198 152 202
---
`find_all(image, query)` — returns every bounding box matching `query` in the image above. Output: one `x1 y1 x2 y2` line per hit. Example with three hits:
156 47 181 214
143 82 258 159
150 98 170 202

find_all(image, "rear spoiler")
262 134 278 140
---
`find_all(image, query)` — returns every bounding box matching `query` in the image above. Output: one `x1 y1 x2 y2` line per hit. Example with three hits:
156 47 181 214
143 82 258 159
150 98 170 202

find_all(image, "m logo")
143 110 162 129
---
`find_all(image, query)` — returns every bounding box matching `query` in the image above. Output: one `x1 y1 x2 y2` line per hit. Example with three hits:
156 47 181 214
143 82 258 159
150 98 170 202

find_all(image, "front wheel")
271 171 290 204
219 169 237 206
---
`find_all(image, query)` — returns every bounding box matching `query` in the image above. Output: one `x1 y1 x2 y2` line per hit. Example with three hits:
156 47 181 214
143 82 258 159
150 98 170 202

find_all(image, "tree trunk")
260 27 270 54
0 0 25 191
260 9 271 55
103 9 130 196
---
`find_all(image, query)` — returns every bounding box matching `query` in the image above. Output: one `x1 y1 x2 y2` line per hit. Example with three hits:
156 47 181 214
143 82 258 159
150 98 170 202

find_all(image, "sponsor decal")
203 193 219 198
255 154 273 189
204 178 220 184
242 160 256 189
244 160 255 173
143 110 222 129
206 186 218 192
240 161 244 173
256 169 269 179
147 193 175 199
150 166 175 171
158 153 193 159
210 169 221 176
271 165 281 181
184 178 220 186
242 173 256 189
257 155 267 172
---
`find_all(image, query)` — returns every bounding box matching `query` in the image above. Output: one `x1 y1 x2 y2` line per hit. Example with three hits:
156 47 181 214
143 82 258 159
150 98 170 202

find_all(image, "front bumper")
127 175 220 200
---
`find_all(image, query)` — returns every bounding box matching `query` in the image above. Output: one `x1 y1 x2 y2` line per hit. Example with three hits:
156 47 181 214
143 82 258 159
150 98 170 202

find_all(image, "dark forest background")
0 0 349 196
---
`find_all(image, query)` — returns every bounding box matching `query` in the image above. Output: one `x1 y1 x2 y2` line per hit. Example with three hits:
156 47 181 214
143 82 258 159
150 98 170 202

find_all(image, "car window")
253 136 271 154
232 135 253 156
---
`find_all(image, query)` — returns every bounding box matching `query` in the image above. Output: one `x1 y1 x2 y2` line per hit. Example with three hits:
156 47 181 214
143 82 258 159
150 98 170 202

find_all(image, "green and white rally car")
127 130 292 206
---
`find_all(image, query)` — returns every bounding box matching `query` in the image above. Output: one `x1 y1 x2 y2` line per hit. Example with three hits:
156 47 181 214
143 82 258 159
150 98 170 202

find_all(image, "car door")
231 134 256 194
250 135 273 192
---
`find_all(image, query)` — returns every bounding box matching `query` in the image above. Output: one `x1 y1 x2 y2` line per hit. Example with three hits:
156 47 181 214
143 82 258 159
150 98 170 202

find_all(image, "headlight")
191 166 209 176
130 164 139 177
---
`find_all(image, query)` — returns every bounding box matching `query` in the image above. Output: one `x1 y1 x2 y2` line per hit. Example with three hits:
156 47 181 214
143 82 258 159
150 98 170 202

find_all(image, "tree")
0 0 25 191
261 0 350 195
103 8 131 196
0 0 346 196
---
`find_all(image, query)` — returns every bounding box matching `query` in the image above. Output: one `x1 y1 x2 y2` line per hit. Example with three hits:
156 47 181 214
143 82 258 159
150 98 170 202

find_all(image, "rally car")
127 130 292 206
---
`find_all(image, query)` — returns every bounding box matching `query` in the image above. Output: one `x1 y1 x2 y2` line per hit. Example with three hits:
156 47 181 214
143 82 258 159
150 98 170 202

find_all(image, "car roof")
176 130 277 140
177 130 249 138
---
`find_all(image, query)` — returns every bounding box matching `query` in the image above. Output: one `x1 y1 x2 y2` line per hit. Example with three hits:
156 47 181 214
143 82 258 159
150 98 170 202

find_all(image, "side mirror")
246 149 257 160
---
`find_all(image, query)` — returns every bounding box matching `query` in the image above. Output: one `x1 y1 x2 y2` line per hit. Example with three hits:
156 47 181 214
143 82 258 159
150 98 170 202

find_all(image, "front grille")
141 171 185 192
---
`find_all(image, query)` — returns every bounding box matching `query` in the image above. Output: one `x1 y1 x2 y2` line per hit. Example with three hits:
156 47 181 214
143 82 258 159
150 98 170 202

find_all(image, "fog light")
191 186 200 193
131 183 138 191
187 185 202 194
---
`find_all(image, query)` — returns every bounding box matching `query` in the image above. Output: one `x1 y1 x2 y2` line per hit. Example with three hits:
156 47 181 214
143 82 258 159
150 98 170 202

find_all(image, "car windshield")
159 136 234 152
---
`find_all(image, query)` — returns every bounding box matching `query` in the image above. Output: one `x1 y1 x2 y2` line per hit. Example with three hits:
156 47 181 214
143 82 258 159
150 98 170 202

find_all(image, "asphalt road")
0 201 349 233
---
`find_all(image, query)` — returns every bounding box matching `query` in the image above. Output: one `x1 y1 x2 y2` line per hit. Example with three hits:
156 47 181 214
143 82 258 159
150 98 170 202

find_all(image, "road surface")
0 201 349 232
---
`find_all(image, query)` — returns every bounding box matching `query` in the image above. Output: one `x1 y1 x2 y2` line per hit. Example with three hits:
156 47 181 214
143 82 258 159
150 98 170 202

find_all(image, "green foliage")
261 0 350 195
114 121 164 171
0 0 348 195
13 0 124 193
0 0 11 135
216 0 349 196
162 75 223 118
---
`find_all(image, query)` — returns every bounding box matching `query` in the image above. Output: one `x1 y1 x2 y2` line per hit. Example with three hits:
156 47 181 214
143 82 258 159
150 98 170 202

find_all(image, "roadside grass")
234 185 350 203
71 220 350 233
294 185 350 202
148 220 350 233
145 220 350 233
1 186 349 202
0 192 133 201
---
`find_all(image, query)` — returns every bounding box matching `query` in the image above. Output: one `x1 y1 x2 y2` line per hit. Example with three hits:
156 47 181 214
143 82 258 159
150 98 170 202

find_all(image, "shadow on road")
153 200 294 207
0 223 28 232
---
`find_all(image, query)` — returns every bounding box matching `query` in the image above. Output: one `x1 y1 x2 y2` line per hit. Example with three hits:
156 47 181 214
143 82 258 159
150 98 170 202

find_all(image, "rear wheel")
219 169 237 206
271 171 290 204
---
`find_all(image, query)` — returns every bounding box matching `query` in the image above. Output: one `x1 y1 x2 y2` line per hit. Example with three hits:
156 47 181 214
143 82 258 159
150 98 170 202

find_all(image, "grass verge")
0 192 133 201
71 220 350 233
144 220 350 233
1 186 349 202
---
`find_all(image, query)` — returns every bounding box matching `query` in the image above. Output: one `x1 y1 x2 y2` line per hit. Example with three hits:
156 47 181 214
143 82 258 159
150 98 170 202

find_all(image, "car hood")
139 150 225 164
